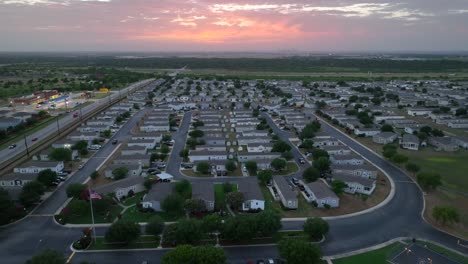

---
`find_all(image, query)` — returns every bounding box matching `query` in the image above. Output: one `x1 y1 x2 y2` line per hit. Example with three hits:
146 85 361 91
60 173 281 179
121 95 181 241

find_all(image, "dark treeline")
1 54 468 72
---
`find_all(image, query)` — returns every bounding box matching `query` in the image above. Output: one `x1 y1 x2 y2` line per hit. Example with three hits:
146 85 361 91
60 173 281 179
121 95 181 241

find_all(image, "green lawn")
88 235 160 250
122 192 146 207
272 162 299 176
400 148 468 191
214 183 238 210
64 204 123 224
121 206 184 222
332 242 405 264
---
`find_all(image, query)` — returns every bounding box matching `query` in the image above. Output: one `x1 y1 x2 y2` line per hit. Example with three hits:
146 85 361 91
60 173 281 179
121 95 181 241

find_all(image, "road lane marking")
30 214 54 217
66 251 75 264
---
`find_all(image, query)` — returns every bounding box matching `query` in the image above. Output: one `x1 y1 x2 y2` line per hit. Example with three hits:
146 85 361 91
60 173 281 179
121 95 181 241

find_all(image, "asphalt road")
0 79 153 167
1 105 467 264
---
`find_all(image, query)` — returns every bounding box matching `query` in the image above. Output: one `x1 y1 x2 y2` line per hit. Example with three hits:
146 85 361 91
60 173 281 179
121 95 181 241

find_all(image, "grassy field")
88 235 160 250
121 192 146 207
64 203 122 224
332 242 406 264
214 183 238 210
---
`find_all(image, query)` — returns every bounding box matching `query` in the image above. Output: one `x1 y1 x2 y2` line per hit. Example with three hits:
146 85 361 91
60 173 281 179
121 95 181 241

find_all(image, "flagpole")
89 186 97 244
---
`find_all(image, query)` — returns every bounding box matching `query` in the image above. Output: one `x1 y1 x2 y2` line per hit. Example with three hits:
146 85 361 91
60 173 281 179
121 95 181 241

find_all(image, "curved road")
0 107 467 263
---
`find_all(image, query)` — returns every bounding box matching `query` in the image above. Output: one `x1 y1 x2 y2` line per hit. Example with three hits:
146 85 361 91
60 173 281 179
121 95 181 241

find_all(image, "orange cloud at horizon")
129 19 339 44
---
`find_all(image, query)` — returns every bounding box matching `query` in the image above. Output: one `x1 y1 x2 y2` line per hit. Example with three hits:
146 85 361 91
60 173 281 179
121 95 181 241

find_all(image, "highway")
0 102 467 263
0 79 153 169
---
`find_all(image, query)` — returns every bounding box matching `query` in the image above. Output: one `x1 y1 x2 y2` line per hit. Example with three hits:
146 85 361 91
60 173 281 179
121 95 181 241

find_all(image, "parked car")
112 139 118 145
8 144 16 149
78 164 84 170
57 176 66 181
57 171 68 176
291 177 299 186
299 158 306 164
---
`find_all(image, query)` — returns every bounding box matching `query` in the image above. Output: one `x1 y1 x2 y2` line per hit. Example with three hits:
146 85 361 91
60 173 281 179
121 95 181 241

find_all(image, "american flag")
89 189 102 200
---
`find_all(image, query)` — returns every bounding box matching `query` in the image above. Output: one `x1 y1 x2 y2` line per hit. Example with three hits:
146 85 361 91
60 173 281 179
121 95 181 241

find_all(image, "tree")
303 217 329 241
313 157 331 175
192 120 204 128
432 206 460 225
66 183 86 199
189 130 204 138
37 169 58 186
101 130 111 138
105 220 141 244
179 148 189 160
0 188 16 225
383 148 397 159
162 245 226 264
225 160 237 172
90 171 99 180
162 194 185 215
160 144 170 154
405 163 421 175
281 151 294 161
311 149 329 160
278 239 322 264
257 170 273 185
256 211 282 236
300 139 314 150
226 191 244 211
112 167 128 180
174 219 204 244
272 140 291 153
270 158 287 171
175 179 191 199
196 162 211 175
417 172 442 190
391 154 409 164
380 124 394 132
300 121 321 139
244 160 257 175
202 214 222 233
26 249 66 264
331 180 347 195
146 216 164 236
184 198 207 214
455 108 467 116
67 199 88 216
302 167 320 183
162 134 172 142
20 181 45 206
221 214 256 241
49 148 72 162
72 140 88 155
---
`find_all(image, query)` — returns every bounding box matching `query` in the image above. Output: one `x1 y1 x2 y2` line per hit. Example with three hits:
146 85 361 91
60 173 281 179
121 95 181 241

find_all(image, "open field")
214 183 238 211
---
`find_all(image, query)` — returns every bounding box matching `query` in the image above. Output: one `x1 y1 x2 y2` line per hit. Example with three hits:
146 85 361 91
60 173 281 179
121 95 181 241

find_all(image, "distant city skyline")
0 0 467 52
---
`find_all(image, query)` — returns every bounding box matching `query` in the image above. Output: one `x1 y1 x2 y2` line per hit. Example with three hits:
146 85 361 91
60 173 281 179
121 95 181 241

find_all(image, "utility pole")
23 135 30 157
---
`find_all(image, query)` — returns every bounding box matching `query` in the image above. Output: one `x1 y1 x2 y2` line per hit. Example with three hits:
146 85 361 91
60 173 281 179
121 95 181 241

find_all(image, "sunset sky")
1 0 467 52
